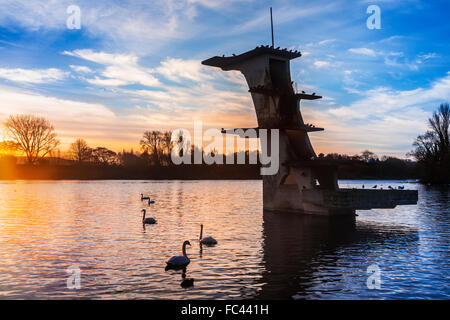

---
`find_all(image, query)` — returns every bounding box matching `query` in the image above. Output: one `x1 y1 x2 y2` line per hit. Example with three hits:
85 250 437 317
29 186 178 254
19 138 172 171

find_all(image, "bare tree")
411 103 449 162
4 114 60 164
0 140 20 156
140 130 173 165
361 150 376 162
140 130 161 165
428 103 449 154
91 147 117 165
69 138 92 163
160 131 174 165
410 103 450 183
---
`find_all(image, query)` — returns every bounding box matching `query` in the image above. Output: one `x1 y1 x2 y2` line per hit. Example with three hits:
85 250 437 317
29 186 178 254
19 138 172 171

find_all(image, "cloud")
0 0 266 55
0 0 208 54
349 48 377 56
155 58 213 83
384 56 419 71
328 73 450 120
314 60 330 68
231 2 338 35
308 72 450 156
0 68 67 83
418 53 437 60
64 49 160 87
86 77 129 87
0 52 254 151
70 65 93 73
64 50 246 90
0 85 121 146
318 39 336 46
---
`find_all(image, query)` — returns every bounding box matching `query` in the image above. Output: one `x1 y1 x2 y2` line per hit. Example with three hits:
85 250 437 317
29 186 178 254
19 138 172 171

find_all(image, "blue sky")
0 0 449 157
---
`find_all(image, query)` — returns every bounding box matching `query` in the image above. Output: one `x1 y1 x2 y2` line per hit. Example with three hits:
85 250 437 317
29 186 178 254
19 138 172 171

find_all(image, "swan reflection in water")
180 267 194 288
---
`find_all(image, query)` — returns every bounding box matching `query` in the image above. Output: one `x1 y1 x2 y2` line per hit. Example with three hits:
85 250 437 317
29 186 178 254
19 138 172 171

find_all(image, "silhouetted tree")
91 147 118 165
160 131 174 165
0 140 19 167
140 130 173 166
361 150 377 162
118 149 145 167
410 103 450 183
69 138 92 163
3 115 60 164
0 140 20 155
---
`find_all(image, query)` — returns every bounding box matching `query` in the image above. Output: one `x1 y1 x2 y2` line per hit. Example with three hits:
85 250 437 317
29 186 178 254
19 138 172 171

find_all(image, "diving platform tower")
202 45 418 216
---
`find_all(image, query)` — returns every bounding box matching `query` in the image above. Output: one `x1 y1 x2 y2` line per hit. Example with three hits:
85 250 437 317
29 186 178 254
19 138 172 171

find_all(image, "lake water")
0 180 448 299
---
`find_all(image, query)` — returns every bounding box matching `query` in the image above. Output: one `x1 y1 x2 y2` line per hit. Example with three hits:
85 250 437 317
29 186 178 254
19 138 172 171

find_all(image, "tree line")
0 103 448 183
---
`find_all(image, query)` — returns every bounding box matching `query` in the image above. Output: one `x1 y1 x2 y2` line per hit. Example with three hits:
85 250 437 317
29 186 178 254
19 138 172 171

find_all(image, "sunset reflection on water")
0 180 448 299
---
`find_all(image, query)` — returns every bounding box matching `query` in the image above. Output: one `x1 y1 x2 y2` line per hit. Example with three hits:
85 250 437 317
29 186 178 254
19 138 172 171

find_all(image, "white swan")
166 240 191 270
199 224 217 245
141 193 150 201
142 209 156 224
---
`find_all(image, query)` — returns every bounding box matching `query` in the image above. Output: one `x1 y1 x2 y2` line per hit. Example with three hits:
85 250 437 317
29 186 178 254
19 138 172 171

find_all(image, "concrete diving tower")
202 45 418 216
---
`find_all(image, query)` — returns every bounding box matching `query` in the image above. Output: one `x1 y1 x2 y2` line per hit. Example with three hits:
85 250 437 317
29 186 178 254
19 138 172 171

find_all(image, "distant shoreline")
0 163 421 181
0 159 437 181
0 178 420 181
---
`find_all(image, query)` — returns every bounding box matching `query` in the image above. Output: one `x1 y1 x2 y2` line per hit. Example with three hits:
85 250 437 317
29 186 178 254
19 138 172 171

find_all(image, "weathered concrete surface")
202 46 419 216
303 189 419 210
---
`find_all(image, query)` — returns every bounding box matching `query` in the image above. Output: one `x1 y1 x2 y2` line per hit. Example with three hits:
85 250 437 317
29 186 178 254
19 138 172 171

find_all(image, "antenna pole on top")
270 7 274 48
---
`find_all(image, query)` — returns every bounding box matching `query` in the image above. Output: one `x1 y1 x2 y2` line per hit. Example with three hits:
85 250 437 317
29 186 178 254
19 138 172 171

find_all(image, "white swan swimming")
199 224 217 245
142 209 156 224
166 240 191 270
141 193 150 201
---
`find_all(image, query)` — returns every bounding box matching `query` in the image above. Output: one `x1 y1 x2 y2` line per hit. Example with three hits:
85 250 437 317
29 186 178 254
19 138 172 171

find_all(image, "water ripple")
0 180 448 299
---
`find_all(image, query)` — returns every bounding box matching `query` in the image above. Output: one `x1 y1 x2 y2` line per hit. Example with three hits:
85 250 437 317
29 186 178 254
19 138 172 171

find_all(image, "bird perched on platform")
372 185 377 189
312 92 316 96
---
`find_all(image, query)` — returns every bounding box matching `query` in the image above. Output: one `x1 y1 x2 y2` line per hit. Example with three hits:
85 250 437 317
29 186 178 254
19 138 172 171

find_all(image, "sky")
0 0 449 158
